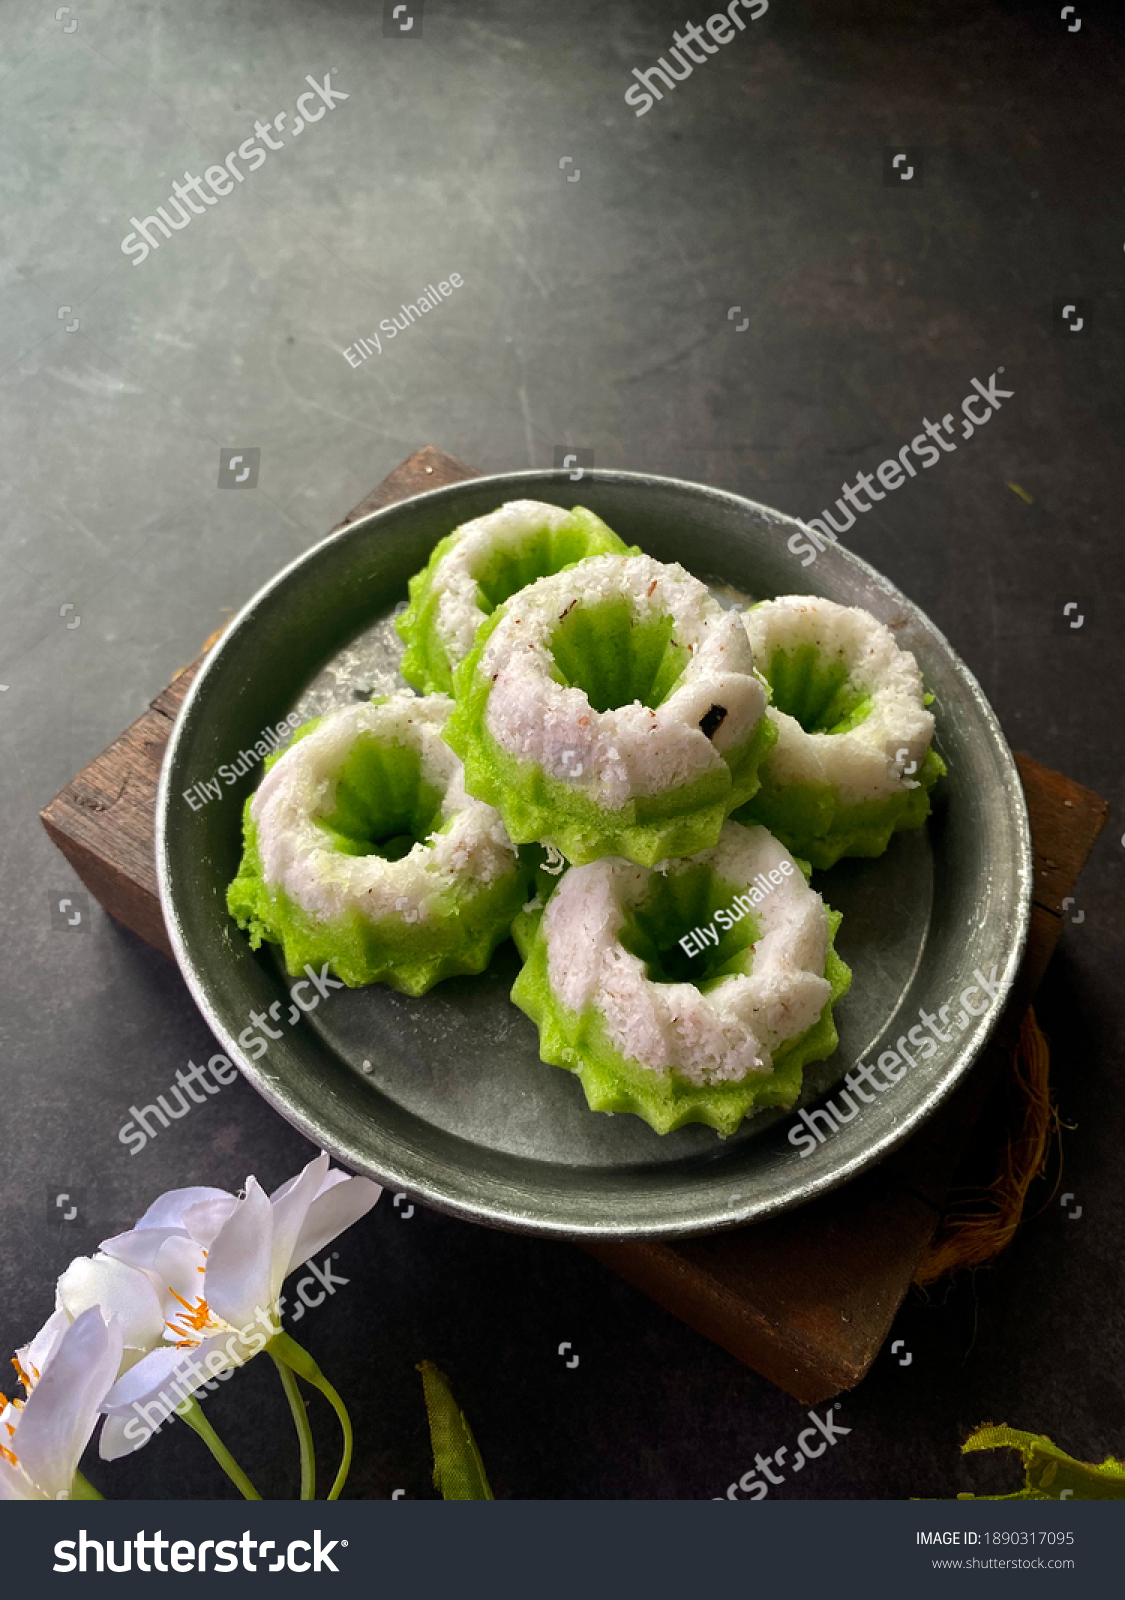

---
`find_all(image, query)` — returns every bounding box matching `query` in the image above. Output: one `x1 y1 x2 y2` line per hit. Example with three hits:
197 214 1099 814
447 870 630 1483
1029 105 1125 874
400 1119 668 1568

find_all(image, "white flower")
0 1308 122 1500
97 1153 380 1460
23 1193 233 1390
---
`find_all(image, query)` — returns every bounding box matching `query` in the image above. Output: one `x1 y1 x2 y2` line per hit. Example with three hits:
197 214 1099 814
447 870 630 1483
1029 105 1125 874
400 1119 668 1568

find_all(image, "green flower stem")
270 1349 316 1500
269 1332 353 1500
177 1396 262 1500
71 1470 104 1500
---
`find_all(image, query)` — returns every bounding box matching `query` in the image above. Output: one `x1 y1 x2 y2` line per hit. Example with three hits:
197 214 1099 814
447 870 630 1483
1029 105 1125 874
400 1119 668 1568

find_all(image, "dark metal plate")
157 470 1032 1238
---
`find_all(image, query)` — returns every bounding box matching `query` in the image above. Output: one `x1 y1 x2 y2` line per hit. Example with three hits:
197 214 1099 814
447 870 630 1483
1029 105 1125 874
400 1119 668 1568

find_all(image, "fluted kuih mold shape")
228 705 529 996
444 556 778 868
396 502 636 695
736 599 947 869
510 832 851 1138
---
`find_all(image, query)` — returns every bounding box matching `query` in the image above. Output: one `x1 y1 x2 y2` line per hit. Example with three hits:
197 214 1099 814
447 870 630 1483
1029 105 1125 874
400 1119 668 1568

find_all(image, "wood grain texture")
40 704 178 957
328 443 482 532
585 1172 940 1401
38 446 1109 1406
1015 749 1109 920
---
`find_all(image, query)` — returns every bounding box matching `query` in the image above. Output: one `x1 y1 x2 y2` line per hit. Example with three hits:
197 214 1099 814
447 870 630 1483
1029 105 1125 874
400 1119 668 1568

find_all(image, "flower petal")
287 1175 382 1276
99 1225 189 1274
97 1413 149 1464
266 1154 329 1296
132 1186 232 1232
99 1333 231 1460
14 1308 122 1497
203 1179 274 1330
152 1236 209 1340
56 1255 165 1371
102 1344 196 1411
313 1168 352 1200
0 1458 43 1499
180 1194 239 1247
17 1308 70 1384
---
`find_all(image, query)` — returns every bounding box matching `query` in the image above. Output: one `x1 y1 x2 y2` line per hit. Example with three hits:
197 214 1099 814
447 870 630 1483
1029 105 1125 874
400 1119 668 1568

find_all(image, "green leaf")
416 1362 494 1500
957 1424 1125 1500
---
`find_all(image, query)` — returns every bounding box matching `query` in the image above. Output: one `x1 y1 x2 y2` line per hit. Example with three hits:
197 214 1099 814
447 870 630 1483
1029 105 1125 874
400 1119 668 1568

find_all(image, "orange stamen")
165 1288 213 1340
0 1444 17 1467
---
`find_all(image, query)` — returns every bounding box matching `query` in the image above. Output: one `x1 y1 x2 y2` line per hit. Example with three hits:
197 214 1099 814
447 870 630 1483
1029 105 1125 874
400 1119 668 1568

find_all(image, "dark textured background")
1 0 1121 1500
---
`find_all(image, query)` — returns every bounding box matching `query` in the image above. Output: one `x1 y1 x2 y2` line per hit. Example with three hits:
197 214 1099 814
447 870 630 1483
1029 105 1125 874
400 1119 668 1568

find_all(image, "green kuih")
444 552 777 869
396 499 637 695
510 821 851 1138
227 694 528 996
735 595 946 869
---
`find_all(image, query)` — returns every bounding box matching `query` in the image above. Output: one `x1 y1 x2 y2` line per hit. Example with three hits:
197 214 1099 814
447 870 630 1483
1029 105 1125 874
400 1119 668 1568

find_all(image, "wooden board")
40 446 1109 1404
